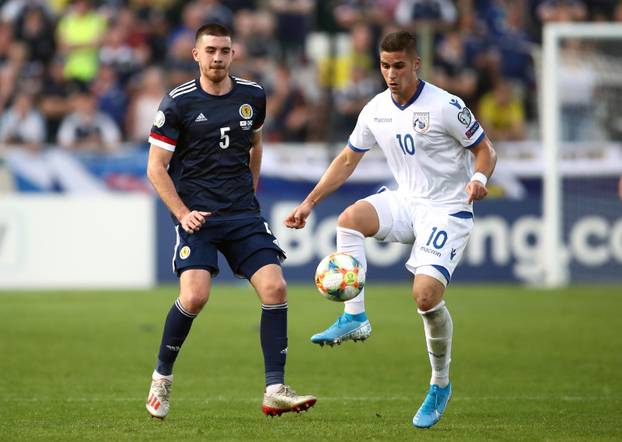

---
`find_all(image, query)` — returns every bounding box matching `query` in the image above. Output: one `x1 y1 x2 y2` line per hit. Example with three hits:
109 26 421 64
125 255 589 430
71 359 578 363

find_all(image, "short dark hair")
380 31 418 56
195 23 231 42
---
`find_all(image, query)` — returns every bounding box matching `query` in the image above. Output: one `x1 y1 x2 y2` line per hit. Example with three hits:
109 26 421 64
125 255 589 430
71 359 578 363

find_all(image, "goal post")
541 22 622 288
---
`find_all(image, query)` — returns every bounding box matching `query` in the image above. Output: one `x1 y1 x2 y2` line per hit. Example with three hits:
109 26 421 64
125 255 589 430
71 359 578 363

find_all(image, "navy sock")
260 302 288 386
156 298 197 376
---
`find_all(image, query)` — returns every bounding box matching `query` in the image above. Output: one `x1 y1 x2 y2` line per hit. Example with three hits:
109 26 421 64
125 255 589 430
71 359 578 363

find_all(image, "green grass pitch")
1 284 621 441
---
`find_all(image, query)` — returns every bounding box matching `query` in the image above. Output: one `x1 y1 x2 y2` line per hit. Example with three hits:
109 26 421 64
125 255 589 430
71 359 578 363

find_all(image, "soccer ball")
314 253 365 302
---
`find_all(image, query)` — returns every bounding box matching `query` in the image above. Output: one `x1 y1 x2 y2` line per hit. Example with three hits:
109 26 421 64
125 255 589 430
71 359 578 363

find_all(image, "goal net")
541 23 622 287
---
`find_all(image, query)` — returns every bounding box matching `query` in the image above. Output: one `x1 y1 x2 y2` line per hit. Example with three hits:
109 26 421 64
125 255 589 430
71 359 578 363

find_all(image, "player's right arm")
284 146 365 229
147 146 210 234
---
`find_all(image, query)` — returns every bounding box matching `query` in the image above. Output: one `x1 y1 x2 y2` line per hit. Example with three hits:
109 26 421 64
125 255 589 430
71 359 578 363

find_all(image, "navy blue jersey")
149 76 266 218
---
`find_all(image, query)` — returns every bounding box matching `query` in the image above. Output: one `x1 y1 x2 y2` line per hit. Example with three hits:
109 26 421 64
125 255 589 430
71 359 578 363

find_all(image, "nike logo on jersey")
450 248 457 260
449 98 462 110
195 113 208 122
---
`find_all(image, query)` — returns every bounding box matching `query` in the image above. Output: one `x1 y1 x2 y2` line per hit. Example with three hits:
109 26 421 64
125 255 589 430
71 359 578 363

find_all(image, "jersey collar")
390 80 425 111
195 76 237 99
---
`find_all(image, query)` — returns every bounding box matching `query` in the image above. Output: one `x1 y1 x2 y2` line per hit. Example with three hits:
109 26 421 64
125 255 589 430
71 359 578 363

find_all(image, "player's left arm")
466 136 497 203
249 129 262 192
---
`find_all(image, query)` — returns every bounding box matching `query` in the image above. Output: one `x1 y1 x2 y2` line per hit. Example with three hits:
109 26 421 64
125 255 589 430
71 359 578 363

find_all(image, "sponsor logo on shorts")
420 246 442 257
179 246 191 260
450 248 457 260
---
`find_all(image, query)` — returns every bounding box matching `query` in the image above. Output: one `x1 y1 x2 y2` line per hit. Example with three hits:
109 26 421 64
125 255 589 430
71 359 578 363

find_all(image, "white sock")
153 370 173 381
337 226 367 315
266 383 283 394
418 301 453 387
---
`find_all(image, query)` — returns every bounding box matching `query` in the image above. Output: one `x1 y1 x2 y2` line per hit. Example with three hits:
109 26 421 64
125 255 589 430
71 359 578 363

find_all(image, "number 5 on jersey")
220 126 230 149
396 133 415 155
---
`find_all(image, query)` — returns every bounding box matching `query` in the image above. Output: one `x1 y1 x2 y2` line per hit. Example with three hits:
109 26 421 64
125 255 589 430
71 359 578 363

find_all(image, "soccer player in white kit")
284 31 496 429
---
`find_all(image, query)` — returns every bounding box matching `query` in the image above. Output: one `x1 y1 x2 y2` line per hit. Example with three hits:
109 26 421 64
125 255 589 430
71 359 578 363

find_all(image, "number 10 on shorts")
426 227 448 249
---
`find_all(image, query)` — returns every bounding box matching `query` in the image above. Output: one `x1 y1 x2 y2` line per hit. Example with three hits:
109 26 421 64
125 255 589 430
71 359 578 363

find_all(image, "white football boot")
262 384 317 416
146 371 173 419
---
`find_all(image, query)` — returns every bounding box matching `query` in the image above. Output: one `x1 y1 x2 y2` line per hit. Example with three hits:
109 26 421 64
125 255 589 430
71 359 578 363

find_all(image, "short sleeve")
347 103 376 152
148 95 181 152
253 89 266 132
441 95 485 149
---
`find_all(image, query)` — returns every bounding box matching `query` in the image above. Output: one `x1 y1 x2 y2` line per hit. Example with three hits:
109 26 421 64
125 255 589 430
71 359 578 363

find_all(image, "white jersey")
349 80 485 210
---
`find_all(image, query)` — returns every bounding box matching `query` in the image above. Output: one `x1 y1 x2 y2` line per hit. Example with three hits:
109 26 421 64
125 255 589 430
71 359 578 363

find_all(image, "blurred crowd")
0 0 621 156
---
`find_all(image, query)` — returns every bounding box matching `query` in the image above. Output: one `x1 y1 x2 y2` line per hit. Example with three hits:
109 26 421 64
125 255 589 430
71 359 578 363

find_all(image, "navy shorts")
171 215 286 279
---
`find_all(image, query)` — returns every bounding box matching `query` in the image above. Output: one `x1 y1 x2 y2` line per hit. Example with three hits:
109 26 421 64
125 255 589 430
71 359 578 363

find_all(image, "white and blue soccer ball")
314 253 365 302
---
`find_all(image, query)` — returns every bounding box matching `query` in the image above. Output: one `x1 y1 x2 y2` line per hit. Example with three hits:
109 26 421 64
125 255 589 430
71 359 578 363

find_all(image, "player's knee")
337 205 367 232
413 285 441 312
179 291 209 314
259 277 287 304
337 206 356 228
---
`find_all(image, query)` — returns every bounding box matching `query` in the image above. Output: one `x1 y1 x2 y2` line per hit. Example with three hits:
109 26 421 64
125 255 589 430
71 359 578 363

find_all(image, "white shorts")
363 190 474 286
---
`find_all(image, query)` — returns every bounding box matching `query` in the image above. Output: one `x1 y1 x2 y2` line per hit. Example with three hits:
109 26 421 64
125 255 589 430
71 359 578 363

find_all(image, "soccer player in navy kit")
145 23 316 419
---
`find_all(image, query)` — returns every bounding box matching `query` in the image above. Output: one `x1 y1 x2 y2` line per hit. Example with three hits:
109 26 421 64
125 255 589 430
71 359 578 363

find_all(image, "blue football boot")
310 312 372 346
412 383 452 429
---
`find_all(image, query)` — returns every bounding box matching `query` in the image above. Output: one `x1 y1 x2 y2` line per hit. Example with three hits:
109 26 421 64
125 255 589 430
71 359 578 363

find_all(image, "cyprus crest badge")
413 112 430 134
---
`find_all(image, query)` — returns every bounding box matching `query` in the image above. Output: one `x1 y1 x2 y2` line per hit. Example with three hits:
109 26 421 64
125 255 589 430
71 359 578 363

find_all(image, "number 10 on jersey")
396 133 415 155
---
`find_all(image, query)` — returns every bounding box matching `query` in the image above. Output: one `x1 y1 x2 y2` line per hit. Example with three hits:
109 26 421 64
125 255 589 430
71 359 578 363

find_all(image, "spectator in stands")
231 10 271 83
457 9 489 66
114 7 151 71
0 19 13 63
128 1 170 66
494 3 533 91
169 2 205 46
56 0 107 83
126 66 166 146
99 22 139 84
319 22 376 90
57 88 121 152
91 64 128 132
13 5 55 68
0 41 31 108
332 64 380 142
537 0 587 23
394 0 457 33
269 0 313 63
1 0 51 23
0 91 46 151
557 40 596 141
1 91 107 193
265 65 310 142
0 89 105 193
164 32 196 87
201 0 235 29
233 9 279 80
39 57 73 143
333 0 398 29
432 30 477 102
478 79 526 141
